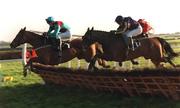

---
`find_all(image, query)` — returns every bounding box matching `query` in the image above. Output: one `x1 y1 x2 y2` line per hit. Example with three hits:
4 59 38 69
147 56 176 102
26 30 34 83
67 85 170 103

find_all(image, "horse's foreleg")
24 62 31 77
88 55 99 72
24 57 40 77
131 60 139 65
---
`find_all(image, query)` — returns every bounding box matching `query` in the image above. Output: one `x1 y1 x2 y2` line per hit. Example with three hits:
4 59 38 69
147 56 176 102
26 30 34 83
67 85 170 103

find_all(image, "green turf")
0 61 180 108
0 35 180 108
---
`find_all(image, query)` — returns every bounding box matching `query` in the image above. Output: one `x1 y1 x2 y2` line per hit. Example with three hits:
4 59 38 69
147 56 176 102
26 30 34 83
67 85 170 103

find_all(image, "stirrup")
131 46 135 51
127 44 134 51
58 51 62 57
124 48 129 59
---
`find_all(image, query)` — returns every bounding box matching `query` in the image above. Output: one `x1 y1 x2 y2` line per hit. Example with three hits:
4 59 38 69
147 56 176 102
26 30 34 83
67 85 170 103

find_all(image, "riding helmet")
46 16 54 23
115 15 124 23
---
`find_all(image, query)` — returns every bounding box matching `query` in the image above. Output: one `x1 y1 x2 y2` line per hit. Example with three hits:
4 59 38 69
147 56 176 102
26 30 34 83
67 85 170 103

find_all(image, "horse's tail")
157 37 178 59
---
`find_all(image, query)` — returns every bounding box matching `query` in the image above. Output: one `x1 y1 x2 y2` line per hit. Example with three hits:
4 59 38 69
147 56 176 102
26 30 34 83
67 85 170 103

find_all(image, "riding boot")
58 50 62 57
122 35 130 59
57 45 62 57
49 37 57 50
57 38 62 57
122 35 130 50
129 37 135 51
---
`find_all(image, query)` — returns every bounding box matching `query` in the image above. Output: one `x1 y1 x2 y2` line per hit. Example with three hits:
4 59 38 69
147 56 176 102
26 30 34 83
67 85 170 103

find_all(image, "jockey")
114 15 142 51
46 16 71 57
138 19 153 37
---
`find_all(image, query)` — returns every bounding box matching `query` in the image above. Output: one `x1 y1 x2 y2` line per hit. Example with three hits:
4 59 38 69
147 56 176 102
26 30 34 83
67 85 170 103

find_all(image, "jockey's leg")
57 38 62 57
122 34 130 50
50 37 57 50
129 37 134 51
60 30 72 41
121 34 130 59
58 30 71 57
126 25 142 51
123 32 134 51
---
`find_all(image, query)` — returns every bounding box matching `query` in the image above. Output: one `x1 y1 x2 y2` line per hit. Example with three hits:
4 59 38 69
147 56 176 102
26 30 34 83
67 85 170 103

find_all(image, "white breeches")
57 30 72 41
123 25 143 37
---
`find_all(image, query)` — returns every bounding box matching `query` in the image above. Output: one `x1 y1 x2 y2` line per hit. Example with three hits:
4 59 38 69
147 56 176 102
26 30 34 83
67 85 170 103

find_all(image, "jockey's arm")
47 26 54 35
49 25 61 38
115 22 128 34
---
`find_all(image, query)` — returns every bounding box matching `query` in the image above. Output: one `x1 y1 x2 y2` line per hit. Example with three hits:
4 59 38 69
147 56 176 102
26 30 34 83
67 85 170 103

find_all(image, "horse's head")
10 27 27 48
82 27 95 51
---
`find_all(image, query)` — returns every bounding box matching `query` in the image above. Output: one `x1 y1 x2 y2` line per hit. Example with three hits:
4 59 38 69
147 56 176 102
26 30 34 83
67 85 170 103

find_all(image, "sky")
0 0 180 41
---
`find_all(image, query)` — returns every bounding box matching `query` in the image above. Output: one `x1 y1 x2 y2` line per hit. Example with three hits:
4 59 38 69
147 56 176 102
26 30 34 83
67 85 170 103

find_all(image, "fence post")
77 60 81 68
68 61 71 68
22 43 27 66
86 63 89 69
113 62 117 68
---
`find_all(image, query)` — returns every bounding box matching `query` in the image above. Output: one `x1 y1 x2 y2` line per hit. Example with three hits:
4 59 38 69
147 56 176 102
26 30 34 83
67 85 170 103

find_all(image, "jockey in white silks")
114 15 142 51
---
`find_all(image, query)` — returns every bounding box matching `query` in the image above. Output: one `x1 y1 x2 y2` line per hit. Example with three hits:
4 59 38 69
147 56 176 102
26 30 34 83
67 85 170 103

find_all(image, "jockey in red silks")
26 49 37 62
138 19 153 36
45 16 71 57
114 15 143 51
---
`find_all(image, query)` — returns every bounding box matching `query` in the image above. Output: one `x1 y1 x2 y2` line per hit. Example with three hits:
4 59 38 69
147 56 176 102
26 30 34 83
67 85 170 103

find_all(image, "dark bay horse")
10 27 109 76
82 28 179 71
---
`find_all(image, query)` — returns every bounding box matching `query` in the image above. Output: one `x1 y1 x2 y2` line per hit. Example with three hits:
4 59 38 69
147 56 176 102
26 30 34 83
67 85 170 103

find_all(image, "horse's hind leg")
131 59 139 65
97 59 110 68
151 60 164 68
164 57 176 67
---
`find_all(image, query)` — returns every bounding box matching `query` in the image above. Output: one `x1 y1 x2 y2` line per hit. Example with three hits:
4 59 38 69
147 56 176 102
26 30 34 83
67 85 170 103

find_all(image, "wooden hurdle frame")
22 43 180 100
31 64 180 100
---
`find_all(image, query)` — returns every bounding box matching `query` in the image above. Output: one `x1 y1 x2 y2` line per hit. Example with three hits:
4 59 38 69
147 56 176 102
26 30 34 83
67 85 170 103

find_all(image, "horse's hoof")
23 66 30 77
103 65 110 68
88 67 99 72
132 61 139 65
23 69 28 77
94 67 99 71
119 62 122 67
88 68 94 72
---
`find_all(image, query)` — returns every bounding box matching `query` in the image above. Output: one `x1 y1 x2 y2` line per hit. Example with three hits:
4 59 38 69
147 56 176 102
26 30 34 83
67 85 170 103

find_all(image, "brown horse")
10 27 109 76
82 28 179 71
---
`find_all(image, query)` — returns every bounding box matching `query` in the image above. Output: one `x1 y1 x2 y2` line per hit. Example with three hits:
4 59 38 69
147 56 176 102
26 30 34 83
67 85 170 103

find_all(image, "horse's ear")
87 27 90 31
23 27 26 31
91 27 94 31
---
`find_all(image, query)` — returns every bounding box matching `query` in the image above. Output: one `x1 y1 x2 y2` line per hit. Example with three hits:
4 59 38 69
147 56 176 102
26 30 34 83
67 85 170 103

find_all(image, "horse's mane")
25 30 47 47
26 31 46 41
26 31 43 37
92 29 110 34
92 29 121 40
87 29 122 46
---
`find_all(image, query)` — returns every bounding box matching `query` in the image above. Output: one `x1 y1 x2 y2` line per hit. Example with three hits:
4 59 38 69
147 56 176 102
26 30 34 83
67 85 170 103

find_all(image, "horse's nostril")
10 44 12 48
10 43 15 48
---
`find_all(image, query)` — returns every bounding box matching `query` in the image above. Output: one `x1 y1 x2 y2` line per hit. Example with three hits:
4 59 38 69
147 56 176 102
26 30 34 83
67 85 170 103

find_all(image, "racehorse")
10 27 110 76
82 28 179 71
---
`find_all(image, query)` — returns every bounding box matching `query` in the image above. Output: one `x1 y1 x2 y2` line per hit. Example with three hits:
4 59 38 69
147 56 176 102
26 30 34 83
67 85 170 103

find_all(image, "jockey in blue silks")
46 16 71 57
114 15 142 51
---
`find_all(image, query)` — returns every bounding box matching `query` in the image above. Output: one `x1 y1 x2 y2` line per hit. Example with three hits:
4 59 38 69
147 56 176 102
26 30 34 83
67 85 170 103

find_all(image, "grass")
1 84 180 108
0 61 180 108
0 35 180 108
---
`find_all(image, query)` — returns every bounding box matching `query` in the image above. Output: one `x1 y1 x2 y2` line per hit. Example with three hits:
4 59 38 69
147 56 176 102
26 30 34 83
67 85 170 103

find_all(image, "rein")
134 37 153 41
29 30 43 35
34 45 51 51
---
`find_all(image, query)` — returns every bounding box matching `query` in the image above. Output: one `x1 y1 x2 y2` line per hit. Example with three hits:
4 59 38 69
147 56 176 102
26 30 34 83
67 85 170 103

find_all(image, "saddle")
44 37 70 51
62 41 70 50
131 33 149 50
